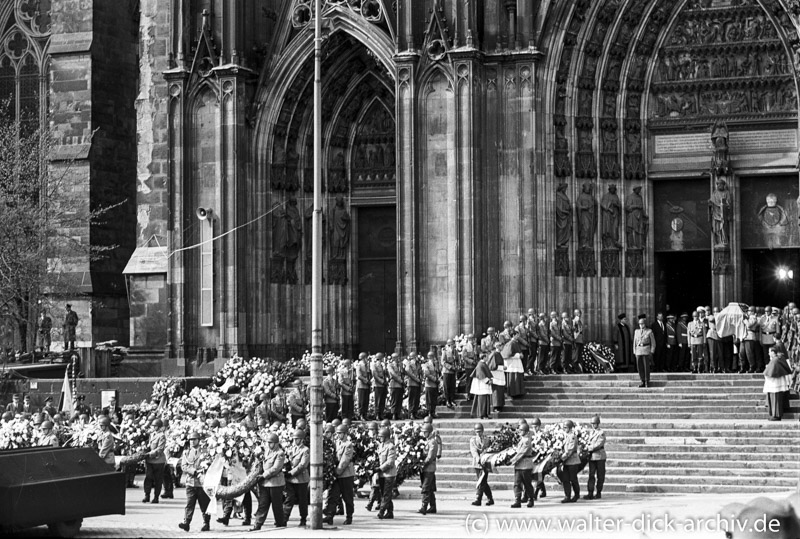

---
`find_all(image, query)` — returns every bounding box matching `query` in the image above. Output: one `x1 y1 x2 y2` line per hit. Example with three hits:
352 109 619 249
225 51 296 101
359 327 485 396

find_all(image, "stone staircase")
431 374 800 494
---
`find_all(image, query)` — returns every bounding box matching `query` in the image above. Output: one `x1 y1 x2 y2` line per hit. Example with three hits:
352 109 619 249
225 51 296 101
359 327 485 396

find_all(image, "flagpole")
309 0 324 529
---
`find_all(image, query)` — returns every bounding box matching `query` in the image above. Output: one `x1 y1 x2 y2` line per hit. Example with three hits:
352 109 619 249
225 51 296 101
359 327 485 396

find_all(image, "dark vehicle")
0 446 125 537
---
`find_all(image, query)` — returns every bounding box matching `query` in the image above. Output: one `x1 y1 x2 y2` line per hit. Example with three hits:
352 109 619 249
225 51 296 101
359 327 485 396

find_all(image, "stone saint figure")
555 182 572 249
576 182 597 249
710 119 730 175
708 178 731 248
330 195 351 260
625 186 648 249
271 204 288 258
272 198 302 259
601 184 622 249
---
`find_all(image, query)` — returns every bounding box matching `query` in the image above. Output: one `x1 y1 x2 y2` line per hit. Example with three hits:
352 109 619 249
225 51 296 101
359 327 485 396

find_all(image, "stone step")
436 428 800 438
429 480 796 494
519 374 765 380
521 387 771 393
610 450 798 461
434 411 799 420
438 435 797 446
609 443 794 453
431 420 800 430
434 464 791 478
607 459 800 470
431 472 798 488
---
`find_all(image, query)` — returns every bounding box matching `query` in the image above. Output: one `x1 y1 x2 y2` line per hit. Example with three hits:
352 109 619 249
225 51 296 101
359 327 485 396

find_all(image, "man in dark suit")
651 312 667 372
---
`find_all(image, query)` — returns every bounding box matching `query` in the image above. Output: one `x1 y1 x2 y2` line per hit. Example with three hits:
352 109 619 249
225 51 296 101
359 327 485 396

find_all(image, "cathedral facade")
6 0 800 373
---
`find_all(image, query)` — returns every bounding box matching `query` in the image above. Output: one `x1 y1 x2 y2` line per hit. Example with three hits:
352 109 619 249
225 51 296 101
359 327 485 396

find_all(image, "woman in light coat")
633 314 655 388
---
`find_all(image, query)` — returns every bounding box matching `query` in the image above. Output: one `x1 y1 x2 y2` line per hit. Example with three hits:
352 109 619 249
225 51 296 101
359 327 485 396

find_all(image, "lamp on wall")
196 207 214 222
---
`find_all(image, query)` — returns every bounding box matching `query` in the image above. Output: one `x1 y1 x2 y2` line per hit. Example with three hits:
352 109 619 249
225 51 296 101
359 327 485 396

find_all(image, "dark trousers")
408 386 421 417
163 463 174 496
420 472 437 509
475 468 493 502
513 469 534 502
562 463 580 499
636 354 651 384
754 343 765 372
759 344 772 372
708 339 722 372
425 386 438 417
340 394 354 420
587 460 606 495
562 344 573 372
443 373 456 403
184 485 210 524
526 344 538 372
144 462 165 499
678 344 690 371
222 489 252 520
283 482 308 522
666 345 678 371
654 346 665 372
548 345 563 373
742 340 758 372
390 388 403 419
325 401 339 423
254 484 285 527
324 476 354 518
573 343 584 372
378 476 395 515
374 387 387 420
536 345 549 373
690 344 705 371
357 388 370 419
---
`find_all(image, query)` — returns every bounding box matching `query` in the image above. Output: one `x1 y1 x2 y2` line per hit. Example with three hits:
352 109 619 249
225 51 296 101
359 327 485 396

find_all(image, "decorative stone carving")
710 119 730 176
625 186 648 250
329 195 351 285
601 249 621 277
709 177 731 249
577 249 596 278
554 125 571 177
271 197 303 284
576 182 597 250
555 182 573 249
555 248 570 277
601 184 622 250
712 247 731 275
626 249 645 278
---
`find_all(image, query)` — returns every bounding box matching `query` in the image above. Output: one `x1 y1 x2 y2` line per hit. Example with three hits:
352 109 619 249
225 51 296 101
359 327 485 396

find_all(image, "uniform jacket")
761 316 779 345
377 441 397 478
469 434 487 469
561 319 574 345
511 432 534 470
549 319 562 347
573 317 585 344
745 316 759 341
677 321 689 346
286 443 310 484
98 431 115 465
537 320 550 346
269 395 288 422
181 445 207 487
146 430 166 464
256 403 269 424
515 323 530 349
335 438 355 478
355 360 371 390
562 431 581 466
323 375 339 403
587 428 607 461
666 321 677 346
337 365 354 396
405 358 422 387
288 390 306 416
260 447 286 488
422 436 438 473
688 320 705 345
423 361 439 389
634 327 656 356
388 361 404 389
440 347 457 374
371 360 387 388
481 335 498 355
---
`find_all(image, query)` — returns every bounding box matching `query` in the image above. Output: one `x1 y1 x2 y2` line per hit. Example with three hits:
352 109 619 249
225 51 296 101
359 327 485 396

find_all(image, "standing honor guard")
269 386 288 424
560 420 581 503
688 311 706 374
97 416 116 466
481 327 499 356
418 423 439 515
338 358 355 420
388 353 405 420
323 366 340 422
323 424 356 525
287 380 306 427
548 312 563 374
665 314 678 372
677 313 690 372
634 315 655 388
462 334 478 400
573 310 586 374
561 312 575 374
283 428 310 527
143 418 166 504
535 314 550 375
441 340 458 408
584 415 606 500
423 352 440 418
355 353 371 420
405 352 422 418
178 431 211 532
376 427 397 519
371 353 388 420
470 424 494 506
531 418 547 500
510 420 534 508
251 433 287 530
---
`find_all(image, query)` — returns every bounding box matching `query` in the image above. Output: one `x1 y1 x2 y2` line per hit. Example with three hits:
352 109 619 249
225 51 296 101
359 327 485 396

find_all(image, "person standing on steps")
634 314 655 388
371 353 388 420
405 351 422 418
355 353 371 421
63 303 78 351
323 366 340 422
510 420 535 508
560 420 581 503
418 423 438 515
548 311 564 374
388 353 405 420
441 339 458 408
584 415 606 500
470 423 494 506
423 352 440 418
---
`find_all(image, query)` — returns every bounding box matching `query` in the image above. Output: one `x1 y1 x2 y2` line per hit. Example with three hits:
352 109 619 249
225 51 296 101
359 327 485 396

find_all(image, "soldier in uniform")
355 353 371 420
561 312 575 374
269 386 288 424
469 423 494 506
256 392 270 425
322 424 355 526
573 309 586 374
515 315 530 374
365 422 382 512
97 416 116 465
510 420 534 508
665 314 678 372
283 428 310 527
178 431 211 532
481 327 499 357
423 353 440 418
143 418 167 504
371 353 387 420
323 366 340 422
376 427 397 519
548 311 563 374
387 353 405 420
462 334 478 400
688 311 706 374
418 423 438 515
531 418 547 500
287 380 306 427
405 352 422 418
338 358 355 420
560 420 581 503
440 339 458 408
251 433 287 530
760 308 780 372
584 415 606 500
677 313 690 372
39 420 59 447
526 310 539 375
741 311 759 373
41 396 57 420
63 303 78 351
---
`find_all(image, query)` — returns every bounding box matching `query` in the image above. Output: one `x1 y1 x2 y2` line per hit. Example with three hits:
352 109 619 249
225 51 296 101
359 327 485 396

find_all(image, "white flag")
59 370 74 416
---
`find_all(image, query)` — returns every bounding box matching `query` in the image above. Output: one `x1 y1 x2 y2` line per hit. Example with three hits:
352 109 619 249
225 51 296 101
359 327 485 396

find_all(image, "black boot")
200 514 210 532
178 522 189 532
511 497 522 508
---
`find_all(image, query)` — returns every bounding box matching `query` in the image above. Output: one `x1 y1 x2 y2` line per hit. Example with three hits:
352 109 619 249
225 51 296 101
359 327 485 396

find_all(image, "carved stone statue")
601 184 622 250
330 195 351 261
708 177 731 248
576 182 597 249
711 119 730 176
555 182 573 249
625 186 648 249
